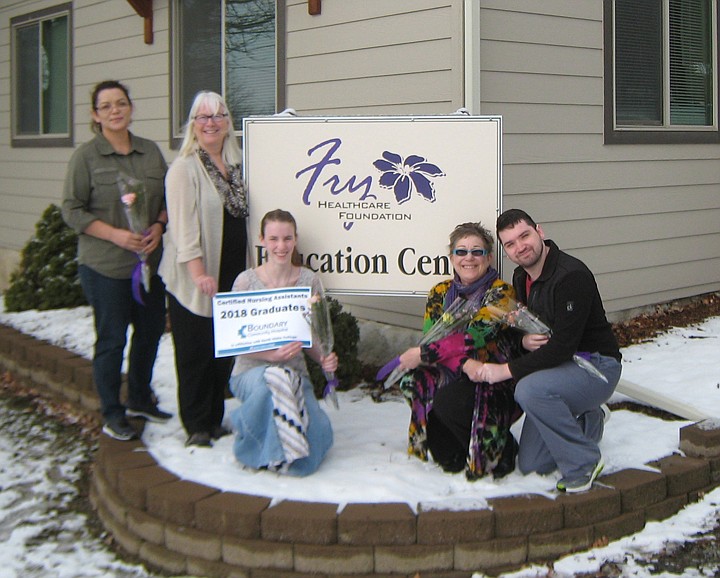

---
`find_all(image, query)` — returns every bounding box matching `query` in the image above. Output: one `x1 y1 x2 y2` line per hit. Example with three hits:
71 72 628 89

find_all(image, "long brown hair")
260 209 303 266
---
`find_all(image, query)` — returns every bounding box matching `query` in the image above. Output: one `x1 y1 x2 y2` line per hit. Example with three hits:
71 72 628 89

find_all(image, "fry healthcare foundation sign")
243 115 501 296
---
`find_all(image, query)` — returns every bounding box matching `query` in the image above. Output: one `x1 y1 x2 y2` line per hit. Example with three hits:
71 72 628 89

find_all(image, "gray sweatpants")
515 353 622 480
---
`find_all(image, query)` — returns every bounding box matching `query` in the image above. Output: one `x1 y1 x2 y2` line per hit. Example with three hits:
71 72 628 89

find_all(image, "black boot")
436 451 467 473
492 436 518 479
427 411 467 473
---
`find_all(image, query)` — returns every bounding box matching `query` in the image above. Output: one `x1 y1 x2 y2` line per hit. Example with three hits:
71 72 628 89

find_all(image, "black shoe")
436 452 467 473
493 436 518 480
211 425 231 440
102 416 138 441
126 405 172 423
185 432 213 447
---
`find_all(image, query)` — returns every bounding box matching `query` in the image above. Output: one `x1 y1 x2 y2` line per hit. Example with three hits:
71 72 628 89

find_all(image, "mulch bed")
612 291 720 347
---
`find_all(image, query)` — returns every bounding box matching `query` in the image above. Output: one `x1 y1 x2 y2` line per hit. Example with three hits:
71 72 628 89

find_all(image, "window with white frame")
173 0 280 138
11 3 72 147
605 0 719 143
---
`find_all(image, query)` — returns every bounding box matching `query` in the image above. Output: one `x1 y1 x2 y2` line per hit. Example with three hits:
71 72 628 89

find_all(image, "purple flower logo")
373 151 445 205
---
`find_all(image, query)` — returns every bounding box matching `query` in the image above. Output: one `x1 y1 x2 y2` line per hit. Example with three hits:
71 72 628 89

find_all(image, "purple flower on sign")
373 151 445 205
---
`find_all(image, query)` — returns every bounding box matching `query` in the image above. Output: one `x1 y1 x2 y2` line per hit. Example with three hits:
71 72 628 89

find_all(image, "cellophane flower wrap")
482 287 608 382
117 172 151 301
304 284 339 409
377 294 484 388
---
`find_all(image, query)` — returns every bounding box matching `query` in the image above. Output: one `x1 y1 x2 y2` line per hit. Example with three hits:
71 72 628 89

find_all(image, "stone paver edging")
2 322 720 577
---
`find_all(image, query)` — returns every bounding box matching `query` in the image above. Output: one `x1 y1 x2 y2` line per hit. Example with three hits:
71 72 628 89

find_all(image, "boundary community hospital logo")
373 151 446 205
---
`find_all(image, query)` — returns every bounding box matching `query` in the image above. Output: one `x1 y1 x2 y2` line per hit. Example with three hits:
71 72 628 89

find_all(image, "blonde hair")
178 91 242 165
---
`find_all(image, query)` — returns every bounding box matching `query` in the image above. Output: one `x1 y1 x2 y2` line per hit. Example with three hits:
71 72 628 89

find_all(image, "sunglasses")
452 248 488 257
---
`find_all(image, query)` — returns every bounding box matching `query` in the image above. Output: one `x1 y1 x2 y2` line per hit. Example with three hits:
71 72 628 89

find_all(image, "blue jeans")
229 365 333 476
79 265 166 421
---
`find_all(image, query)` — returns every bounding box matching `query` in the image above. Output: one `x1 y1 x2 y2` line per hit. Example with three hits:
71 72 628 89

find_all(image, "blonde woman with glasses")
159 91 249 447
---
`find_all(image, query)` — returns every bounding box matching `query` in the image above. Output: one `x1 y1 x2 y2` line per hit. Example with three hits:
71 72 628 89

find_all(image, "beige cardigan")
159 153 226 317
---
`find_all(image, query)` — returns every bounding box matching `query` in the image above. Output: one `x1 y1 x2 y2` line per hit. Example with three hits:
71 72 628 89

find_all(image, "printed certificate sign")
212 287 312 358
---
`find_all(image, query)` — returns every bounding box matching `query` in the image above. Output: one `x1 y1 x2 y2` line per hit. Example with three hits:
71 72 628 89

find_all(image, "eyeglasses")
452 248 488 257
95 101 130 114
194 113 229 125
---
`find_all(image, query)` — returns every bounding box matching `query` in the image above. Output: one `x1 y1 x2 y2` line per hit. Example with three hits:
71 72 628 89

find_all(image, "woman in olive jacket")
62 80 171 442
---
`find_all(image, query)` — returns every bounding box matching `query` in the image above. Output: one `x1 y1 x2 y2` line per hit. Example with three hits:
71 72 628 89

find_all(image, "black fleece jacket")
507 240 621 381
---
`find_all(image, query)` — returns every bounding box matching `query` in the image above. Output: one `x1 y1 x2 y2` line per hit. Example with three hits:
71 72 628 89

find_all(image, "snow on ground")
0 395 161 578
2 301 720 577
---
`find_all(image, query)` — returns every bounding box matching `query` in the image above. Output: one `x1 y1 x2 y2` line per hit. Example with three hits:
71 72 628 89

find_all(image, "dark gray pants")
515 353 622 480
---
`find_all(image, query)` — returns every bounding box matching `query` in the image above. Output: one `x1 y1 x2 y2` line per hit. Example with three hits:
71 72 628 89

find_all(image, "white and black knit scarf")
263 366 310 471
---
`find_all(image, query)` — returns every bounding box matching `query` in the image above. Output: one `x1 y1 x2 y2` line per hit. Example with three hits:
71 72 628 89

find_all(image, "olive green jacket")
62 132 167 279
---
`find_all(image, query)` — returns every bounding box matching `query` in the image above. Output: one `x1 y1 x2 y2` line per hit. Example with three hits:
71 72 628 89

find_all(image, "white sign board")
212 287 312 357
243 115 501 296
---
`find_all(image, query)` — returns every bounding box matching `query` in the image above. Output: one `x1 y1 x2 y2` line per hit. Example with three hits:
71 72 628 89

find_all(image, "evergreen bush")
305 296 362 397
4 204 86 312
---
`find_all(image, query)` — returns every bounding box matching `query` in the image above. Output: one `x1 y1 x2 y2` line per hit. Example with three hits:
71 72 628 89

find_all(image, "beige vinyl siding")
0 93 72 253
342 0 719 325
0 0 717 326
0 0 172 277
505 159 720 194
481 1 720 318
284 0 463 116
73 0 171 150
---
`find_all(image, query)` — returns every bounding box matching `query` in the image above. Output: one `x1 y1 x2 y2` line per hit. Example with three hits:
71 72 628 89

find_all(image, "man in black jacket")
465 209 622 493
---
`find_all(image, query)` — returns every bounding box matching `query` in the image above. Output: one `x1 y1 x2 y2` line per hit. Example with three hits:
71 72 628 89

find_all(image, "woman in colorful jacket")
396 222 520 480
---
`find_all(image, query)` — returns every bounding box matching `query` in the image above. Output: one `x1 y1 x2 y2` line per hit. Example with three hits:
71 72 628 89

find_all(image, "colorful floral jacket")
419 278 518 373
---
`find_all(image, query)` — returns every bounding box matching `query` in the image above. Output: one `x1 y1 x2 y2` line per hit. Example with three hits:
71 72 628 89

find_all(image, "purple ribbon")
375 357 401 382
323 376 339 398
131 261 145 305
323 374 339 409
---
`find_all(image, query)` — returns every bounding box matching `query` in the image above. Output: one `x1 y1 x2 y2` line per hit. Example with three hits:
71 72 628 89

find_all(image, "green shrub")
305 296 362 397
4 204 86 312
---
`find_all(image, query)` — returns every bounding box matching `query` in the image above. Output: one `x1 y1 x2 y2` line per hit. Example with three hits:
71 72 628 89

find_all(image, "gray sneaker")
102 416 138 441
556 459 604 493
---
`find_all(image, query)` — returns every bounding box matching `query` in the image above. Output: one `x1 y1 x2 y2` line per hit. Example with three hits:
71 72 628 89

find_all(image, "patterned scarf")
444 267 499 309
263 366 310 471
197 148 248 218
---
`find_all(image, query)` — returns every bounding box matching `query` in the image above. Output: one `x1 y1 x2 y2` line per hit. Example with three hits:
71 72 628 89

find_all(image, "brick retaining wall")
2 321 720 577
